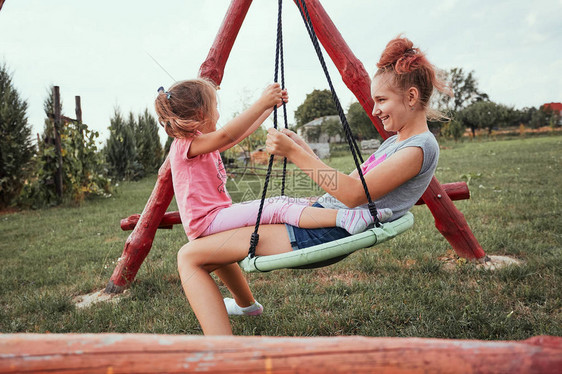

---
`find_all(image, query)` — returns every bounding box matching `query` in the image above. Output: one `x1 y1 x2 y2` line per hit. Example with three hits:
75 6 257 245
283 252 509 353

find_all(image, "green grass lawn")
1 135 560 338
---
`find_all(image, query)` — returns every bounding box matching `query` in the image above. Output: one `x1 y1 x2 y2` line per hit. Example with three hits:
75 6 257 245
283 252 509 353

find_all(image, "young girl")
155 79 391 317
174 36 450 335
155 80 392 240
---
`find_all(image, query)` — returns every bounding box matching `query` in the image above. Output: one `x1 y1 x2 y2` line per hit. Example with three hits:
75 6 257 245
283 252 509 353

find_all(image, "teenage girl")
174 35 451 335
154 79 392 243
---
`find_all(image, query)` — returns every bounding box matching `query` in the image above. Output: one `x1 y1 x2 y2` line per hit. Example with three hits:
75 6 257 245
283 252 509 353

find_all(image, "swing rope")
248 0 380 259
248 0 289 258
295 0 380 224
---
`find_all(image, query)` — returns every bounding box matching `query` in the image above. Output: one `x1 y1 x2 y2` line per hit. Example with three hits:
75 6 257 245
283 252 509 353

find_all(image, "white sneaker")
223 298 263 316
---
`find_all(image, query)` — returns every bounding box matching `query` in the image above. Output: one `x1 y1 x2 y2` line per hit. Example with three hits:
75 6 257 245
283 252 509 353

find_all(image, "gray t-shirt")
318 131 439 221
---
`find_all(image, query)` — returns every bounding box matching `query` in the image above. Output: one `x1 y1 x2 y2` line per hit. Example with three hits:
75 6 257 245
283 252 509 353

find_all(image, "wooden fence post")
52 86 63 201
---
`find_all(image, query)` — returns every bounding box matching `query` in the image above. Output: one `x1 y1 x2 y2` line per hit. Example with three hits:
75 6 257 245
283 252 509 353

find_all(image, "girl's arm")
280 129 319 159
218 107 273 153
266 128 423 208
219 88 288 152
188 84 285 157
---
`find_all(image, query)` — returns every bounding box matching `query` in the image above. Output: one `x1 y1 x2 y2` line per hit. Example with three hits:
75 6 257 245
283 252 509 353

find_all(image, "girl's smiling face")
371 73 411 133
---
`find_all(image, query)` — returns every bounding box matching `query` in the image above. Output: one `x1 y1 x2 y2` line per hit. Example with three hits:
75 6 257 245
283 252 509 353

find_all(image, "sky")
1 0 561 146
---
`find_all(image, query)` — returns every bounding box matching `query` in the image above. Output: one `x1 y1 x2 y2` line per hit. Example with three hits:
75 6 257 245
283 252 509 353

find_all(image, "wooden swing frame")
106 0 486 293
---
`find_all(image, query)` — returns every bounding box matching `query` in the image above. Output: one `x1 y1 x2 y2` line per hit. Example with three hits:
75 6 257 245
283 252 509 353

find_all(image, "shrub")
19 88 112 207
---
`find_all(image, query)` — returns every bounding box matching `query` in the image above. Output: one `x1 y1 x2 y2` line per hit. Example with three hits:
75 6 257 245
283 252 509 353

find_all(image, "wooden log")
199 0 253 85
121 211 180 231
414 181 469 205
105 157 174 293
120 182 470 231
296 0 486 259
0 334 560 373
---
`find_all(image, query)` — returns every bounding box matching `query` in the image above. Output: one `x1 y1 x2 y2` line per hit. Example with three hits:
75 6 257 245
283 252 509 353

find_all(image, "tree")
458 100 508 136
105 109 138 180
0 63 35 209
135 109 163 174
346 102 380 140
294 89 338 128
437 68 488 114
540 105 561 128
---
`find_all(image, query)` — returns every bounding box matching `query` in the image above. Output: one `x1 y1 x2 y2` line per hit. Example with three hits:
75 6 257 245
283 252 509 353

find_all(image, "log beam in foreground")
0 334 560 373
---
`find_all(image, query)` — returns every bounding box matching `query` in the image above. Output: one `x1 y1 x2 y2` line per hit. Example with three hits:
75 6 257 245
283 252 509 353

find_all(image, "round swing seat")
239 211 414 273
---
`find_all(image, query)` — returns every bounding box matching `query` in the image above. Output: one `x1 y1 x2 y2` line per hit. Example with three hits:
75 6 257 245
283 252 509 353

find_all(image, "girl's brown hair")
375 35 451 120
155 78 217 138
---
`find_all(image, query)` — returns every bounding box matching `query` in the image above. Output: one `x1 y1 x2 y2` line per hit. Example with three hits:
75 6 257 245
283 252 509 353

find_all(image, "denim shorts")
285 202 350 251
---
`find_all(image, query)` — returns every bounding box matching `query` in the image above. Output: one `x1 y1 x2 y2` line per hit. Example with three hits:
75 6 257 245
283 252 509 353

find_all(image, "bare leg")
177 224 292 335
298 207 337 228
214 263 254 307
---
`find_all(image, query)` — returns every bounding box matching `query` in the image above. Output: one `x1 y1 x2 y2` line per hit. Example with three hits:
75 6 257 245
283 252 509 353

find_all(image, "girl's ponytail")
154 79 217 138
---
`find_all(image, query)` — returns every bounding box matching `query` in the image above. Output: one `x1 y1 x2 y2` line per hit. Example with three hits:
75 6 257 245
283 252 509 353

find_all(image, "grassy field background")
1 134 560 338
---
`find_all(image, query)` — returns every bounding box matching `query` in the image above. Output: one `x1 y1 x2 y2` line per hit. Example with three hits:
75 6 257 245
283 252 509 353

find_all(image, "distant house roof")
543 102 562 112
303 115 340 127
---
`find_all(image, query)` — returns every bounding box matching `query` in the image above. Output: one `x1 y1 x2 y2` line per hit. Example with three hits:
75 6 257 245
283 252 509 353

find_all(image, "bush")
0 64 35 209
18 88 112 208
441 120 465 141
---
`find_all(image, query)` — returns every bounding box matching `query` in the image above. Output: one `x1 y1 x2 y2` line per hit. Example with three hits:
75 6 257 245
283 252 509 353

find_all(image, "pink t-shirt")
360 152 387 175
169 137 232 240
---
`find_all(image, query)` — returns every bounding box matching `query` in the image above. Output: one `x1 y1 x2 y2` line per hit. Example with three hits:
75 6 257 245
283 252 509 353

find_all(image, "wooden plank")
0 334 560 373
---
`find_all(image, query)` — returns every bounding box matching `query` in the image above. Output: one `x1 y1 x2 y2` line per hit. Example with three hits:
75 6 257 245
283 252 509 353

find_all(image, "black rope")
249 0 382 258
278 1 289 196
295 0 380 225
248 0 289 259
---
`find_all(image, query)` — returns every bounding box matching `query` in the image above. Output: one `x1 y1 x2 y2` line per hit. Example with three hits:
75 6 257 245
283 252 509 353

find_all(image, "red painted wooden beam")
120 182 471 231
1 334 560 373
199 0 253 85
294 0 486 259
105 158 174 293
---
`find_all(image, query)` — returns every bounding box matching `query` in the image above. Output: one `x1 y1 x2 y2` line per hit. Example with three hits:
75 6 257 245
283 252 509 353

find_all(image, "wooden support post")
107 0 486 292
105 158 174 293
295 0 486 259
52 86 63 201
1 334 560 373
105 0 253 294
199 0 253 83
